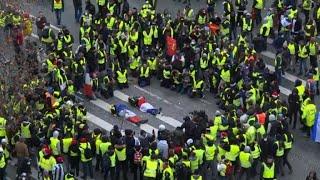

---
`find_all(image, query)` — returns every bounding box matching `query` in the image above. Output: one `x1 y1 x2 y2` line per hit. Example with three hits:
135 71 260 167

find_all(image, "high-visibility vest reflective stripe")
117 70 127 83
53 0 63 9
20 123 31 138
284 134 293 149
98 50 106 64
107 3 116 14
275 141 284 157
221 69 230 83
143 30 153 45
140 67 150 77
239 152 251 168
50 137 60 155
153 26 158 38
163 69 171 79
205 145 216 160
62 138 72 153
81 37 91 51
115 148 126 161
144 160 158 178
57 39 63 51
262 163 275 179
242 18 252 31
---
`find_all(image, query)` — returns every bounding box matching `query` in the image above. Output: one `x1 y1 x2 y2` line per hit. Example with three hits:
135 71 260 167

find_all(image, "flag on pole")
311 112 320 143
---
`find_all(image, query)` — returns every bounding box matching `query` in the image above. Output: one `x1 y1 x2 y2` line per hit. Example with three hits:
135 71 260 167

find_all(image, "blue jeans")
82 160 93 178
74 6 82 22
275 69 282 84
299 58 307 75
54 9 62 25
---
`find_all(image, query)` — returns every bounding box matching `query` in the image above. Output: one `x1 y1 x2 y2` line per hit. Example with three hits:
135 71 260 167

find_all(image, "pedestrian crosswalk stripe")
87 112 113 131
114 90 183 127
90 98 158 134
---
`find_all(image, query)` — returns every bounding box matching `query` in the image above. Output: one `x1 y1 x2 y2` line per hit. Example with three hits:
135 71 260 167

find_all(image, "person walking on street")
52 0 64 25
261 157 276 180
79 138 94 179
288 88 300 129
73 0 82 23
14 137 29 165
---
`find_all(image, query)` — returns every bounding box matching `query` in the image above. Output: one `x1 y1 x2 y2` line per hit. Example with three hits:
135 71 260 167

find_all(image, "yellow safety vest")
313 68 319 81
79 143 92 162
119 40 128 53
130 56 141 70
296 85 305 99
198 15 206 25
255 0 264 9
0 15 5 28
57 39 63 51
200 57 209 69
98 0 106 6
288 43 295 55
98 50 106 64
128 45 138 58
99 142 111 155
221 69 230 83
191 175 203 180
130 31 139 42
39 156 56 171
140 67 150 78
50 137 60 156
190 156 199 172
225 144 239 161
205 144 216 161
144 159 158 178
42 29 54 43
275 141 284 157
303 0 311 10
147 58 157 71
194 80 204 90
106 17 116 30
163 69 171 79
162 167 174 180
251 144 261 159
239 151 252 168
298 45 308 58
53 0 63 9
81 37 91 52
0 118 6 137
260 23 270 37
20 123 31 139
143 29 153 45
62 137 72 154
194 149 205 165
115 148 126 161
116 70 128 83
262 162 275 179
309 42 317 56
284 134 293 149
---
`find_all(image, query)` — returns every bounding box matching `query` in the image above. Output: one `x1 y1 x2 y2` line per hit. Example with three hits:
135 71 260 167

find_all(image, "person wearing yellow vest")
97 48 107 72
116 68 129 89
287 40 296 72
118 36 129 68
101 74 114 99
197 9 207 26
261 157 276 180
51 0 64 25
0 147 6 179
191 170 203 180
302 99 317 137
102 146 117 179
50 131 61 157
39 147 57 177
68 139 80 176
183 4 194 21
224 139 240 164
79 138 93 179
298 41 308 76
283 130 293 174
143 27 153 47
161 64 172 88
190 77 204 98
162 160 174 180
143 152 159 180
253 0 264 25
204 140 217 177
0 117 6 141
274 135 284 176
307 37 318 69
239 146 253 180
302 0 312 23
250 141 261 176
139 63 151 87
115 141 128 180
41 24 56 50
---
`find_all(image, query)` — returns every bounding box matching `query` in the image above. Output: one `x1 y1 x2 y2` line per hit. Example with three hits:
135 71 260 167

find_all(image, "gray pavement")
3 0 320 179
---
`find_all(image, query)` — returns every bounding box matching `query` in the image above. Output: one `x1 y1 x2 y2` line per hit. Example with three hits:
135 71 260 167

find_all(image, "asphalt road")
3 0 320 179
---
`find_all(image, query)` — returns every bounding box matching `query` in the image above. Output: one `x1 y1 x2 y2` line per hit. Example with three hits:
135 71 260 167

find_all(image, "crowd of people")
0 0 319 179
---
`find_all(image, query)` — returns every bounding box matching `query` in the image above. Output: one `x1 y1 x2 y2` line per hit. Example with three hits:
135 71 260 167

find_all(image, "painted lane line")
114 90 182 127
86 112 113 131
90 98 158 134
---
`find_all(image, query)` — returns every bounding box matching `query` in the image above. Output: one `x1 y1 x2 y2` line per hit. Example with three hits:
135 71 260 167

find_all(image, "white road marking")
86 112 113 131
114 90 182 127
90 98 158 134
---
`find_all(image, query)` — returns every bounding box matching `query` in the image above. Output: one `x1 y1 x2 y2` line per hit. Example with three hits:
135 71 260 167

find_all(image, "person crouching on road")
138 63 151 87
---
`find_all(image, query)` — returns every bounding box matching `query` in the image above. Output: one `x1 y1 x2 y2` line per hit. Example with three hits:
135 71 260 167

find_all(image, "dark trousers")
283 149 292 171
275 156 284 175
69 156 80 176
82 160 93 179
303 9 310 24
116 160 128 180
74 6 82 23
289 109 298 128
310 55 318 68
104 166 115 180
132 164 143 180
54 9 62 25
255 9 262 25
118 82 129 89
96 154 102 171
239 167 251 180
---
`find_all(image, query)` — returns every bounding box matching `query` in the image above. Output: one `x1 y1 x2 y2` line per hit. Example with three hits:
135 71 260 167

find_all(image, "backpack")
133 149 142 164
82 143 93 159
